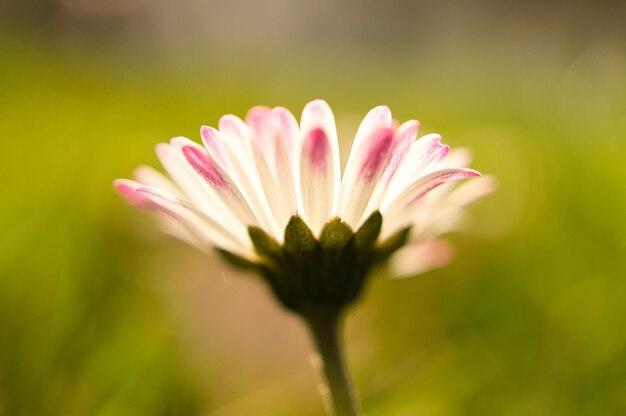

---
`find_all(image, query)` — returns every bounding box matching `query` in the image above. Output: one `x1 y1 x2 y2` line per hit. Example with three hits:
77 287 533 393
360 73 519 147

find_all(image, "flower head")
115 100 493 311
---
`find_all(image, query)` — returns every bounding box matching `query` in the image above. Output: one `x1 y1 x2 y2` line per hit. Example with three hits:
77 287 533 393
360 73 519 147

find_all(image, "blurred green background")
1 0 626 414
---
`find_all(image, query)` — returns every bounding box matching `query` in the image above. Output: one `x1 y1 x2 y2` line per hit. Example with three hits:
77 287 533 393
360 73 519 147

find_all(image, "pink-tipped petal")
219 114 250 145
445 174 497 207
360 120 419 221
135 186 251 255
300 100 338 144
381 168 481 237
246 107 275 166
299 100 341 222
182 145 229 188
218 113 257 181
405 168 480 207
246 107 275 161
350 105 392 157
267 108 299 227
217 114 282 239
271 106 299 155
155 141 228 217
381 120 419 185
412 175 497 240
165 138 252 240
445 147 473 169
180 143 260 229
383 133 449 204
337 127 395 227
133 166 181 197
244 107 299 234
389 239 455 278
299 127 335 234
200 126 231 170
304 128 330 170
114 179 151 206
246 106 271 142
359 128 394 181
338 106 393 214
114 179 249 255
433 145 450 168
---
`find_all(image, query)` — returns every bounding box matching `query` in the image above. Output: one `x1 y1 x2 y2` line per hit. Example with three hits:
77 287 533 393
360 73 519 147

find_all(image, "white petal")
155 140 227 217
337 127 395 227
298 127 336 235
139 187 252 256
114 179 251 256
340 105 392 187
445 147 473 169
133 165 182 197
413 175 497 239
219 114 254 159
299 99 341 220
337 106 393 226
269 107 299 228
205 122 281 239
114 178 155 206
389 239 455 278
177 138 260 231
382 133 449 205
381 168 481 238
200 125 232 171
359 120 418 224
218 115 269 215
445 174 497 207
115 178 204 249
353 106 392 144
413 146 474 209
245 106 299 235
378 120 419 188
161 139 249 246
271 106 299 156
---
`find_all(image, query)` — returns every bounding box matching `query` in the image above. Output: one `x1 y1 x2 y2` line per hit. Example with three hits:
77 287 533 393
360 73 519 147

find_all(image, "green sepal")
284 215 318 255
249 226 282 262
217 212 412 315
215 248 259 270
319 217 353 251
354 210 383 251
375 226 412 261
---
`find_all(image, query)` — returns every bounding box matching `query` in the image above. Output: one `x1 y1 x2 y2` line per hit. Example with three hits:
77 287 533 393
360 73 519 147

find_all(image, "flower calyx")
217 211 411 314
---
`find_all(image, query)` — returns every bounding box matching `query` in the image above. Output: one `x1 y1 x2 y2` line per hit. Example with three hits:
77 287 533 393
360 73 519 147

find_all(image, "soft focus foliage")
2 4 626 413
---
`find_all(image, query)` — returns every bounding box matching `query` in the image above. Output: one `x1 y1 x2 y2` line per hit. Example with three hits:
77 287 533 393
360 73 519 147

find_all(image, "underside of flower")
220 211 410 312
115 100 494 310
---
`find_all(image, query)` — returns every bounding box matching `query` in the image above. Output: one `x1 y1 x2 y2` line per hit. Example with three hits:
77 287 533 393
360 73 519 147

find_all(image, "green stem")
303 307 359 416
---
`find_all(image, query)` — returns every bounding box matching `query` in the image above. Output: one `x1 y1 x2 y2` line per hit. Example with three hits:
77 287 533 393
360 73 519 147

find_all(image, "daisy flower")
114 99 494 308
115 99 493 415
115 99 492 280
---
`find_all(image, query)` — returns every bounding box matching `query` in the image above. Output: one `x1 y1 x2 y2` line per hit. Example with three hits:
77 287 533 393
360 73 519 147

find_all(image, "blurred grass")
1 34 626 415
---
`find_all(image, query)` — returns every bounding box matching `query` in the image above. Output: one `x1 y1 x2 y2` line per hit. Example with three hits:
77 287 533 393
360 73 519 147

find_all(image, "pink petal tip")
182 145 228 188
